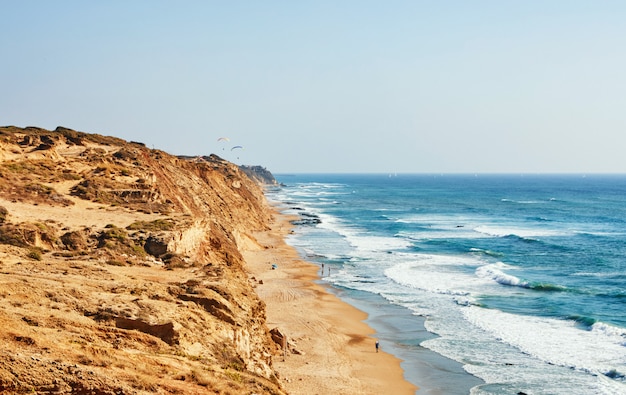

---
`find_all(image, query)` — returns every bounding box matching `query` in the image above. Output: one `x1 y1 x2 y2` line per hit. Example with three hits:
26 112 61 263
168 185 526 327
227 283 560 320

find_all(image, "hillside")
0 126 286 394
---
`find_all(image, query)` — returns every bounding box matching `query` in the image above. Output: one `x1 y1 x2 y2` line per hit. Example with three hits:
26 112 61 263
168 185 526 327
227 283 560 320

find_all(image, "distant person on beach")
375 340 379 353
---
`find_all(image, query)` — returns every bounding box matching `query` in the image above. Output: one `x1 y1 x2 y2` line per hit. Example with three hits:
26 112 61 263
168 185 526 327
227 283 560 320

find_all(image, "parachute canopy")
217 137 230 142
231 145 243 151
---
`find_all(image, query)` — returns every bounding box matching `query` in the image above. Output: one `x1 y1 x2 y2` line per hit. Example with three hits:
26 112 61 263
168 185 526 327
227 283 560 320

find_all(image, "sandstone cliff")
0 126 286 394
238 166 280 187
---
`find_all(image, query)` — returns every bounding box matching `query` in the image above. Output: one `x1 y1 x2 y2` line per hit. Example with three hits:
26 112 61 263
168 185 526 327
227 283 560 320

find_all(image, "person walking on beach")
375 340 379 353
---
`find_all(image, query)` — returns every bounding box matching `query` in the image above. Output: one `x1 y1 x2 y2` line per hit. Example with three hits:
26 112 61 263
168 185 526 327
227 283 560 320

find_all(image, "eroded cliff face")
0 126 285 394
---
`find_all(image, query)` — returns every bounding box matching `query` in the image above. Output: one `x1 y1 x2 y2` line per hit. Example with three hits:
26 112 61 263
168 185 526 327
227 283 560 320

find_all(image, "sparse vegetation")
0 224 28 247
105 259 126 266
102 224 127 241
162 253 189 269
0 161 75 205
26 247 43 261
224 369 243 383
25 183 54 195
0 222 58 248
3 161 36 173
127 218 176 232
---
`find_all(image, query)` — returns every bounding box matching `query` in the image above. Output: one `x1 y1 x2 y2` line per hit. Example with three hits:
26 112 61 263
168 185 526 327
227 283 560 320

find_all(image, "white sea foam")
314 211 343 229
500 198 545 204
592 322 626 344
574 230 626 237
469 248 505 257
384 254 491 296
474 225 566 238
346 234 413 254
572 271 626 278
463 306 626 379
475 263 523 287
393 214 566 241
394 213 486 226
305 209 413 255
400 229 488 240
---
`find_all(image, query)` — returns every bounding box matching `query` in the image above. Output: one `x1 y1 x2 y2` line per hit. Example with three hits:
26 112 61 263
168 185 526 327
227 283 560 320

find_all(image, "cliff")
0 126 286 394
238 166 280 186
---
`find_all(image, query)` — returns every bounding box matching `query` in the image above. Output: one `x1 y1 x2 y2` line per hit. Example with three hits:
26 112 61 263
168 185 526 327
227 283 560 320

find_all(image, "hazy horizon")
4 1 626 174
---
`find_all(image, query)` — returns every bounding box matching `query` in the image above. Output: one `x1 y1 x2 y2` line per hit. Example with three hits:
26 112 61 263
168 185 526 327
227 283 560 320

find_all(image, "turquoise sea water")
267 174 626 395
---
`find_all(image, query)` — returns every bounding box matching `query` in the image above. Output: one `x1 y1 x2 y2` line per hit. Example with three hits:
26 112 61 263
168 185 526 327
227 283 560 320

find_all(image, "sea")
265 174 626 395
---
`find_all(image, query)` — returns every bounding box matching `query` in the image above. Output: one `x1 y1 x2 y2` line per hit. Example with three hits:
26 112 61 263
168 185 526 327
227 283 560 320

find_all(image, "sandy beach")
243 212 418 395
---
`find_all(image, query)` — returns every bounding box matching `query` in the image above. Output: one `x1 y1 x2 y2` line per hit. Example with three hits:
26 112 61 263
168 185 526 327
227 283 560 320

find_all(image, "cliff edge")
0 126 286 394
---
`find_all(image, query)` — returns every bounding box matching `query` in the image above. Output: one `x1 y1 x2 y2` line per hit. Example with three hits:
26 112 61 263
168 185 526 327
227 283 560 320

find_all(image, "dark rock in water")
605 369 625 379
290 212 321 226
291 219 319 225
299 212 318 218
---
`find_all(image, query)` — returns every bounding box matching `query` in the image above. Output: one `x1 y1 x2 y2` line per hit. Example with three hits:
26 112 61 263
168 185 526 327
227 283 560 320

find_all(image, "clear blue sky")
3 1 626 173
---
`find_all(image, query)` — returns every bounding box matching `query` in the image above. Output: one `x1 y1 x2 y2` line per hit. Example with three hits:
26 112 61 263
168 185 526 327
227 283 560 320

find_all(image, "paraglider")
230 145 244 160
217 137 230 150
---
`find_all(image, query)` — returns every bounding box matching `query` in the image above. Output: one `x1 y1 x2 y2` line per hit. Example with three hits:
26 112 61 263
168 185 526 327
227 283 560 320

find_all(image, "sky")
3 1 626 174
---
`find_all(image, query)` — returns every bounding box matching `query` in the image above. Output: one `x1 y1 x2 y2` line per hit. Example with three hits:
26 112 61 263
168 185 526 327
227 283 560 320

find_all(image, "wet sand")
243 213 418 394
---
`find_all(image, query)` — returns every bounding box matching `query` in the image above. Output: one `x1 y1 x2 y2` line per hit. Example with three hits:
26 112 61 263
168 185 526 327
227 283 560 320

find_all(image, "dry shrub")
127 374 159 392
60 230 88 250
27 247 43 260
163 253 189 269
189 368 216 387
85 346 114 367
0 222 58 248
127 218 176 232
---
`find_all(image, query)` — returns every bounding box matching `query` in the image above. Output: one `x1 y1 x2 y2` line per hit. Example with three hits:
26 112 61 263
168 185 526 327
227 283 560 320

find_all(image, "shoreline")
243 212 418 394
332 288 484 395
